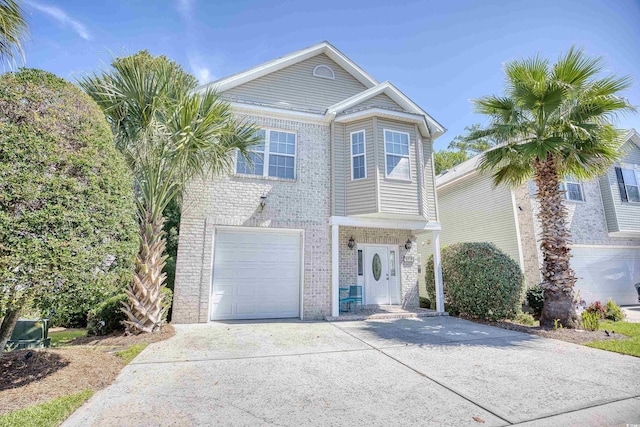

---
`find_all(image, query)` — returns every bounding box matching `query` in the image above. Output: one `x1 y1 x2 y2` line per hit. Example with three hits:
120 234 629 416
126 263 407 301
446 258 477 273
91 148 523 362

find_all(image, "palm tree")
80 52 258 333
470 47 635 328
0 0 28 65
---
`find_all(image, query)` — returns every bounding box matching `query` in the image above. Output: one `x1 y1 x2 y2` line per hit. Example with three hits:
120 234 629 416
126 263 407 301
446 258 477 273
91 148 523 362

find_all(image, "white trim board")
330 215 441 231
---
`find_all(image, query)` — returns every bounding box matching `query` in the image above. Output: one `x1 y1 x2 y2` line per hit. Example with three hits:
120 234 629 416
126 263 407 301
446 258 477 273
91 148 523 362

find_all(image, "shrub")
514 312 536 326
419 297 431 309
161 287 173 322
605 299 624 322
525 285 544 318
87 294 128 336
0 69 138 345
582 311 600 331
424 242 524 320
586 301 606 319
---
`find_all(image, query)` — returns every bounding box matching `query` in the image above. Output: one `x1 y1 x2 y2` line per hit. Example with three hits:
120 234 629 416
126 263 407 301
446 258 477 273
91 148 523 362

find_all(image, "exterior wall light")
259 195 267 212
348 236 356 250
404 239 412 250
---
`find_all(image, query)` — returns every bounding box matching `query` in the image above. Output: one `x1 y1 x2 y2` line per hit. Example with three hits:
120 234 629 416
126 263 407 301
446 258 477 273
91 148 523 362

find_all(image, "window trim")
235 128 297 180
619 166 640 203
383 128 412 182
312 64 335 80
560 177 585 202
350 129 367 181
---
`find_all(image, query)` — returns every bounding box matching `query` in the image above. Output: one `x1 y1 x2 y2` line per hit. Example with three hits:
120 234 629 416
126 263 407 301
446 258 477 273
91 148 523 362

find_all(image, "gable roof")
198 41 378 93
437 128 640 189
326 81 446 138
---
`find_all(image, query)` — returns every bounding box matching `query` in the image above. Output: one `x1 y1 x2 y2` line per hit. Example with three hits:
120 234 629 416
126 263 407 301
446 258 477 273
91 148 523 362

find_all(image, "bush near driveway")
425 242 525 320
0 69 138 339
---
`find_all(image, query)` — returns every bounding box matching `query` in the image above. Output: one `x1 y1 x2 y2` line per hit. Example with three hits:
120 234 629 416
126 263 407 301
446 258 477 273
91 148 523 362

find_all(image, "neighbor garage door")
210 228 302 320
571 246 640 306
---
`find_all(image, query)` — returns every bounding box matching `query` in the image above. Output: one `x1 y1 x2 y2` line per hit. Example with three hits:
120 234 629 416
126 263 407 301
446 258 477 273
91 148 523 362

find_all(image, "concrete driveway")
64 317 640 426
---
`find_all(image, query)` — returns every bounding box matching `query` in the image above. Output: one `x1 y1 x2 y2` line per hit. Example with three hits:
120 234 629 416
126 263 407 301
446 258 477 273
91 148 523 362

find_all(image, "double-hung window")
616 167 640 202
351 130 366 180
236 129 296 180
560 177 584 202
384 129 411 180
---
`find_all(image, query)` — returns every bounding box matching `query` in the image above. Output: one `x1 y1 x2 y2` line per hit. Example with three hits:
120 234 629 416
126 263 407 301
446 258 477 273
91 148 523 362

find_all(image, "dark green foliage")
525 285 545 318
605 299 624 321
424 242 524 320
434 150 468 175
162 199 181 291
0 68 138 328
419 297 430 309
87 293 127 336
160 287 173 322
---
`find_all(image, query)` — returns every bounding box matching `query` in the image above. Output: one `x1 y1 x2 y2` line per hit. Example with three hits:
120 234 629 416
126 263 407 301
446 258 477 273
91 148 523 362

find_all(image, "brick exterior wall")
339 226 419 308
172 115 332 322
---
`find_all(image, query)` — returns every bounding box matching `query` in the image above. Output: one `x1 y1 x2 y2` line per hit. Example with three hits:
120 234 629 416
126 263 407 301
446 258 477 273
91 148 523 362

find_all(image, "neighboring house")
418 129 640 306
172 42 447 323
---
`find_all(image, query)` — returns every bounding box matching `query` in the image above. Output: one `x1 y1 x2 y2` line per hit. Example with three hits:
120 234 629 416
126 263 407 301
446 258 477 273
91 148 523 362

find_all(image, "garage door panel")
572 247 639 306
211 229 302 320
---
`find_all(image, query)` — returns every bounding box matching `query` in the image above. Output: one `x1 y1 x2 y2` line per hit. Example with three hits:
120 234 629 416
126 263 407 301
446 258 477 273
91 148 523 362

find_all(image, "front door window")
372 254 382 280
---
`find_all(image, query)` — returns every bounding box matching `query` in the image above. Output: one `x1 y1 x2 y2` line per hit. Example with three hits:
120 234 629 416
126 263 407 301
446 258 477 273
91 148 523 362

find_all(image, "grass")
49 330 87 347
0 390 93 427
584 320 640 357
115 343 148 364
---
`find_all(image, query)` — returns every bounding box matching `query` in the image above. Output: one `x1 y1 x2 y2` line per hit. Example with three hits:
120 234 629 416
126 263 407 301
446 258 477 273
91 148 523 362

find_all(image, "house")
418 129 640 306
172 42 447 323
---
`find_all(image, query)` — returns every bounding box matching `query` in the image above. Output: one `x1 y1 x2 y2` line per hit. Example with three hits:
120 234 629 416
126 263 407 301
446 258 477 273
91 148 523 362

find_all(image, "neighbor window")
236 129 296 179
351 130 366 180
384 129 411 180
616 167 640 202
560 177 584 202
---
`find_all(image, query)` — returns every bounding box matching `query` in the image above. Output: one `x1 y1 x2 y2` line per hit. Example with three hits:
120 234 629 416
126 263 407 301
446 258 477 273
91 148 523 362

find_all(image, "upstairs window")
236 129 296 180
616 167 640 202
384 129 411 181
560 177 584 202
350 130 366 180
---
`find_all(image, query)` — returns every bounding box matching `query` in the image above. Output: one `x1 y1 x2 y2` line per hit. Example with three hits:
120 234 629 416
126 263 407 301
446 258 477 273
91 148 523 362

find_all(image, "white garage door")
210 228 302 320
571 246 640 306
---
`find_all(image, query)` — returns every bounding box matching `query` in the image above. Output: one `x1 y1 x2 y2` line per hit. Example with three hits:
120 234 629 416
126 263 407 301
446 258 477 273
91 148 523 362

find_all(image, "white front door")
365 246 400 305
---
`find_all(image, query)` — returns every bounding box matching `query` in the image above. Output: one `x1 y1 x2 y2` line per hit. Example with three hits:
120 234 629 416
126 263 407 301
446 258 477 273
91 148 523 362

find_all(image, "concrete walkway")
64 317 640 426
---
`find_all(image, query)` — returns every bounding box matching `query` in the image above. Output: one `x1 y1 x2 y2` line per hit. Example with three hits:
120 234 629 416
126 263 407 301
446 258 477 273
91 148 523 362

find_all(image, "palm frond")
0 0 28 66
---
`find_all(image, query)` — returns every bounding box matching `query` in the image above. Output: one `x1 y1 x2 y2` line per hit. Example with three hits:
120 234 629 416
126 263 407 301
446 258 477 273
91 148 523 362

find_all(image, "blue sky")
19 0 640 150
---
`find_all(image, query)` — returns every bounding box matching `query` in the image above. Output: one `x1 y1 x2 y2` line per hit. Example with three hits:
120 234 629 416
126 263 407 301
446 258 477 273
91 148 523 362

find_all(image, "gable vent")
312 64 335 80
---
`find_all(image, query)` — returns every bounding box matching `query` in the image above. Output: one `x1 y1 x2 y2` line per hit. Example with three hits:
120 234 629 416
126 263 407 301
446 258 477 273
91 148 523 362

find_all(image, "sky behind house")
19 0 640 150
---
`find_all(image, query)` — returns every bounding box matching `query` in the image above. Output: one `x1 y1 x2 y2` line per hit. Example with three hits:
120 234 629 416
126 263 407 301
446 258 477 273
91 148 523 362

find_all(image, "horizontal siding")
345 118 377 215
223 54 368 111
437 174 521 265
347 93 405 112
333 123 346 216
611 142 640 232
377 118 420 215
599 173 619 233
422 138 435 221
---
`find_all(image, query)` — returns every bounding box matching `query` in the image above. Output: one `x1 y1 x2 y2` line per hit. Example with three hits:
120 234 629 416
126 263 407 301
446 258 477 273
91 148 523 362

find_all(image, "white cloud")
176 0 193 21
25 1 91 40
189 56 213 84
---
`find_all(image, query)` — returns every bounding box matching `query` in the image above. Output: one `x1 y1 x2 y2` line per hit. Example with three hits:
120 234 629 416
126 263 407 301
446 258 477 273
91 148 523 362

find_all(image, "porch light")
404 239 412 250
348 236 355 250
259 195 267 212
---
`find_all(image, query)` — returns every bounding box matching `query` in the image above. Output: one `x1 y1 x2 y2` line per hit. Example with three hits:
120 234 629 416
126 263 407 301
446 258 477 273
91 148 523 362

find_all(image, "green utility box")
5 319 51 350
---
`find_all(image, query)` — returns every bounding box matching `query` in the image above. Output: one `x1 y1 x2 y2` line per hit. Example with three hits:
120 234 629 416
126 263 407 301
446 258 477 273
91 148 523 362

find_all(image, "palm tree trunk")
122 212 168 334
534 154 579 328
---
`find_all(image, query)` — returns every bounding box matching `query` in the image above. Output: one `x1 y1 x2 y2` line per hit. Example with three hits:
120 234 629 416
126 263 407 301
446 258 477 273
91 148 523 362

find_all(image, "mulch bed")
0 324 175 414
463 316 627 345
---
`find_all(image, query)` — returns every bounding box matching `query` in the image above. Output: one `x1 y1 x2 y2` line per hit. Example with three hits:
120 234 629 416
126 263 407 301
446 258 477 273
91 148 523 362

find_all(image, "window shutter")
615 167 628 202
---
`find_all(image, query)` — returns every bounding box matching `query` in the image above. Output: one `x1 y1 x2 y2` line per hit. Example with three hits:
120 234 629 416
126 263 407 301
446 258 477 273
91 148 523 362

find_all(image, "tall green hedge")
424 242 524 320
0 69 138 327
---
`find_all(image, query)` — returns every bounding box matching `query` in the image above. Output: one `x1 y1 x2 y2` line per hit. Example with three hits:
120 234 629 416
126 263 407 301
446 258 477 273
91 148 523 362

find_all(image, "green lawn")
49 330 87 347
585 320 640 357
0 390 93 427
115 343 148 364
